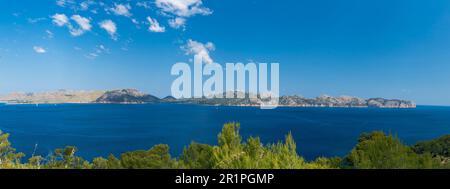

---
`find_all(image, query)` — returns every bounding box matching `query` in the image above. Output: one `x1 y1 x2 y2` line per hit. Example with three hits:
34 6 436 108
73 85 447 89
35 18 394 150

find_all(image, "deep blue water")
0 104 449 161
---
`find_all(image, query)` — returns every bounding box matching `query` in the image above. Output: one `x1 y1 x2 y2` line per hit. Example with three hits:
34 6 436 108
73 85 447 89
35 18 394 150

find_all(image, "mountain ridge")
0 89 416 108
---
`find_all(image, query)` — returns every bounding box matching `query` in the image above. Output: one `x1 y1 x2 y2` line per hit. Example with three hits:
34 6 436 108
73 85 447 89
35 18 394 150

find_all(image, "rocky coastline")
0 89 416 108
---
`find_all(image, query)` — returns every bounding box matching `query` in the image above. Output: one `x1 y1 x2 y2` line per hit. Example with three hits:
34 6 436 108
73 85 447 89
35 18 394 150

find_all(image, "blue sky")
1 0 450 105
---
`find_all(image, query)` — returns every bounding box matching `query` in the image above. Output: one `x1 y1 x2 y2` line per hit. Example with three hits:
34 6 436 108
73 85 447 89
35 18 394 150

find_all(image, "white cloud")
136 1 151 9
45 30 54 39
56 0 74 7
52 13 69 26
68 15 91 36
33 46 47 54
99 20 118 40
147 16 166 32
79 1 94 11
86 52 99 59
85 44 109 59
52 14 91 37
168 17 186 29
28 17 47 24
110 3 132 17
131 18 139 25
80 2 89 10
131 18 142 29
182 39 215 64
155 0 212 17
71 15 91 31
57 0 96 12
96 45 110 54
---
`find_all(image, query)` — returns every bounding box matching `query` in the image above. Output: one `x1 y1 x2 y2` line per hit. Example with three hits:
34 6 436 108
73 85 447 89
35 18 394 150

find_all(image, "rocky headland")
0 89 416 108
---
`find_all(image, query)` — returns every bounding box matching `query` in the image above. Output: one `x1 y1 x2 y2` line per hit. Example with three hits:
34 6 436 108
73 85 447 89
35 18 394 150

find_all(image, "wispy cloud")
28 17 47 24
33 46 47 54
136 1 151 9
45 30 54 39
182 39 215 64
155 0 212 29
110 3 132 17
168 17 186 29
56 0 75 7
85 44 110 59
147 16 166 33
79 0 96 11
99 20 118 40
80 1 89 10
51 14 91 37
51 13 69 26
70 15 92 36
155 0 212 17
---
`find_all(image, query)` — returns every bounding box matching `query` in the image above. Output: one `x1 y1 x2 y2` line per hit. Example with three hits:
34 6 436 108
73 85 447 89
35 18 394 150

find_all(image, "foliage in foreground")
412 135 449 165
342 132 442 169
0 123 449 169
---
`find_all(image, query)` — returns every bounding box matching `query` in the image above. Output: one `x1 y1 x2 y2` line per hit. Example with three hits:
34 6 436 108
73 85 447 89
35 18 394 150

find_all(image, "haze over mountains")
0 89 416 108
0 89 105 104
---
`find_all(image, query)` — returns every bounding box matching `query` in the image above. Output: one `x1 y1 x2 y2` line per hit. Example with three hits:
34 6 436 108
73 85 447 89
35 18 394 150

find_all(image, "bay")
0 104 449 161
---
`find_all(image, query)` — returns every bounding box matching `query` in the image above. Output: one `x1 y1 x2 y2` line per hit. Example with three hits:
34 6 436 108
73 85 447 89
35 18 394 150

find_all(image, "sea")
0 103 449 161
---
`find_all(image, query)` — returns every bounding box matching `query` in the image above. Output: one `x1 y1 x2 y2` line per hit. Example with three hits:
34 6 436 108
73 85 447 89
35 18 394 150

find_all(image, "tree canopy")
0 124 449 169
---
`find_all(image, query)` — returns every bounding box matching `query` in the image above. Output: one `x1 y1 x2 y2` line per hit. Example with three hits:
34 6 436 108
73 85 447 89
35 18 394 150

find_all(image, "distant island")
0 89 416 108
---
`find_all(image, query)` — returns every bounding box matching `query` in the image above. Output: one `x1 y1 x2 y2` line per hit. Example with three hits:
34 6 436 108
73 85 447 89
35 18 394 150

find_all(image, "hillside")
175 93 416 108
0 89 416 108
0 90 104 104
95 89 160 104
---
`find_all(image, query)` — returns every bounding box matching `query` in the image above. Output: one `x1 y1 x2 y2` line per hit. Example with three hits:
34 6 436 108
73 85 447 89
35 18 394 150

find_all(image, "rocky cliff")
0 89 416 108
278 95 416 108
175 93 416 108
